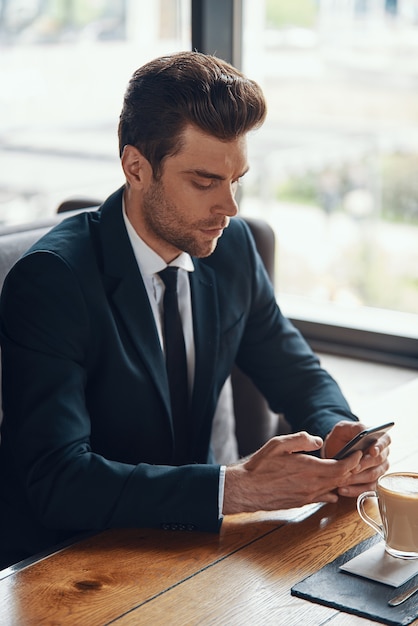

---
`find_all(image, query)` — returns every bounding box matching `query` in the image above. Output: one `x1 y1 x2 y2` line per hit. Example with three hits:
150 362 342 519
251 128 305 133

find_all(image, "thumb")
244 432 324 472
278 431 323 454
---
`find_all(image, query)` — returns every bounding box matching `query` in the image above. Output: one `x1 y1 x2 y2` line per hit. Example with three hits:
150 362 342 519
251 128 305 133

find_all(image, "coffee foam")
380 473 418 496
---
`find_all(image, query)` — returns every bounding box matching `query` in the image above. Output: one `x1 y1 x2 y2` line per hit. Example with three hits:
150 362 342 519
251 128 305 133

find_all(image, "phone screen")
333 421 394 460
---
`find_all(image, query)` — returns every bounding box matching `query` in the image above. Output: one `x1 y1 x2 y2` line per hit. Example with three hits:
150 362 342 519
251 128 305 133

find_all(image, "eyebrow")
183 167 250 181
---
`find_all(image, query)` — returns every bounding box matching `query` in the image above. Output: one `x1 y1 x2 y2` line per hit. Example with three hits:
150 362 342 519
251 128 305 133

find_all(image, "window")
241 0 418 364
2 0 417 365
0 0 191 226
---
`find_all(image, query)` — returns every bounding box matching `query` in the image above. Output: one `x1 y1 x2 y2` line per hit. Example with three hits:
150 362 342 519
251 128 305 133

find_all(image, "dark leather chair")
57 198 102 213
230 217 281 457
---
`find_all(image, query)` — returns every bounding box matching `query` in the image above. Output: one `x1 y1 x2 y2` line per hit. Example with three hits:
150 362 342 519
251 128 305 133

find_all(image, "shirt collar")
122 200 194 275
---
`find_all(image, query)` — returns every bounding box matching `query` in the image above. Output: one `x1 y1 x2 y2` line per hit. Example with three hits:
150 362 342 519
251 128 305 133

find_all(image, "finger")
244 433 323 472
366 433 392 458
338 481 378 498
314 490 340 504
283 431 324 452
339 460 390 495
322 421 366 459
335 449 363 473
277 431 323 454
356 443 391 473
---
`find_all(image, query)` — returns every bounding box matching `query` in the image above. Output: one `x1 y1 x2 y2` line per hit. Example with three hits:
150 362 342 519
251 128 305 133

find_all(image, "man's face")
135 125 249 261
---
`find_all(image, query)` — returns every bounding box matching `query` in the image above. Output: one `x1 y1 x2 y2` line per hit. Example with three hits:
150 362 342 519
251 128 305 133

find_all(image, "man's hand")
223 431 362 515
322 421 391 498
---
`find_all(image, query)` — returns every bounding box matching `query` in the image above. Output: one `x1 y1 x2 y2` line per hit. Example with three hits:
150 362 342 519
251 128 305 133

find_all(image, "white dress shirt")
122 206 195 391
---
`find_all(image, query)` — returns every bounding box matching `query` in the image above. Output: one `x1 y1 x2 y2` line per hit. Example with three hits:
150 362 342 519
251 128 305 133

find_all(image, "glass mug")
357 472 418 560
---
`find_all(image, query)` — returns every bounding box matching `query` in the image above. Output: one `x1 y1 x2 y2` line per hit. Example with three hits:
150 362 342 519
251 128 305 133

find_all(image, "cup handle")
357 491 384 538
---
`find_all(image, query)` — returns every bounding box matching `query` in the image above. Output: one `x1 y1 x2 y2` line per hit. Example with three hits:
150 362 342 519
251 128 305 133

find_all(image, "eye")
192 179 217 190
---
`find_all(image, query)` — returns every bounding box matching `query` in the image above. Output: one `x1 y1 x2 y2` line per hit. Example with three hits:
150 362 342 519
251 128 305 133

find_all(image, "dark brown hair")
118 51 267 177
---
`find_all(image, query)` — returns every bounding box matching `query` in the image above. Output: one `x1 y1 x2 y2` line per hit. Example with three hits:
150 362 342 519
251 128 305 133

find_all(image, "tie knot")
158 266 179 293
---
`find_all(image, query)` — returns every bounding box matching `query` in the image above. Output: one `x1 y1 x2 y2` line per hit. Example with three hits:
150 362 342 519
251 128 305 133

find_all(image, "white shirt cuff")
218 465 226 519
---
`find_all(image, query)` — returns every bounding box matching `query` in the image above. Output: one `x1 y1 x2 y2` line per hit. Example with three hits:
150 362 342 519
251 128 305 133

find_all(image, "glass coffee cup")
357 472 418 560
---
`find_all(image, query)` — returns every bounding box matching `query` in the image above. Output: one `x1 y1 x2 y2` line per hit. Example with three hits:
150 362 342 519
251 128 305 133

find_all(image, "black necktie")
158 267 189 464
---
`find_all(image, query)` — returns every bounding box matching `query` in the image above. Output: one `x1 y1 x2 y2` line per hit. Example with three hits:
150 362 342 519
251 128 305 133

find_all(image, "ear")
121 145 152 188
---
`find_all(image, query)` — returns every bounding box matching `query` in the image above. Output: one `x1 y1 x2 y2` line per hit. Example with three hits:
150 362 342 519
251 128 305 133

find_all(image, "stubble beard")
142 180 224 258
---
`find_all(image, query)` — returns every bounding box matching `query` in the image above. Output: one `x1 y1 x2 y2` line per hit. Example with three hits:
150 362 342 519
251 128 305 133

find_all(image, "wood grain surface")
0 377 417 626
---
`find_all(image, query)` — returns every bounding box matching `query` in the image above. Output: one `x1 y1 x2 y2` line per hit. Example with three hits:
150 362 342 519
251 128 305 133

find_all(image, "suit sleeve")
0 250 221 534
233 220 358 439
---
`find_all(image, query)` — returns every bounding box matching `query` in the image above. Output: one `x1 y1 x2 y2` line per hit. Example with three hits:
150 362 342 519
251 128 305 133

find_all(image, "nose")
213 184 239 217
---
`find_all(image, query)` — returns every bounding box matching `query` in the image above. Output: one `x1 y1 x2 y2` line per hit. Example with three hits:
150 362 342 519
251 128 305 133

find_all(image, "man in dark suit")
0 51 390 569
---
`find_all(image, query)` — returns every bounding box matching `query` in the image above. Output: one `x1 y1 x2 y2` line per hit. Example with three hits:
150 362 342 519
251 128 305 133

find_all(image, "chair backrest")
0 226 52 426
230 217 280 456
0 203 279 455
57 198 102 214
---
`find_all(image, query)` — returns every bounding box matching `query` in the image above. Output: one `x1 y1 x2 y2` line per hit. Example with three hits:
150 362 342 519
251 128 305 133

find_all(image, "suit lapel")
98 188 171 418
189 261 220 439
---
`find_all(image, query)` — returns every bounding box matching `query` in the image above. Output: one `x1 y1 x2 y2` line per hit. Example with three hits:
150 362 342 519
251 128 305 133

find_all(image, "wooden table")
1 378 417 626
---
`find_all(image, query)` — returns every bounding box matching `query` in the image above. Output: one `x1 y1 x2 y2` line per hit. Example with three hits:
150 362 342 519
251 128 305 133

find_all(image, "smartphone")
333 421 394 460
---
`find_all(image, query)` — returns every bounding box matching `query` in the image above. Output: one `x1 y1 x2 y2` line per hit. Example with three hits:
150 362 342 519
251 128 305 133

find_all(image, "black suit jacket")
0 186 356 566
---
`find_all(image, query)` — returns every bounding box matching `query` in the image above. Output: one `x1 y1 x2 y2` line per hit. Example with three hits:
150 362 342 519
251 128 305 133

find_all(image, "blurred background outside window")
1 0 417 339
241 0 418 336
0 0 191 222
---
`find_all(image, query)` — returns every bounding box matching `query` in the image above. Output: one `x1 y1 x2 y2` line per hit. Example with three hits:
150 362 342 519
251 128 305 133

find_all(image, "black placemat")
291 535 418 626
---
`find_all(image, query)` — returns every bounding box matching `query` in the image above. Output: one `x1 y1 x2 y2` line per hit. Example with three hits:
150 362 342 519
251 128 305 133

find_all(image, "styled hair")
118 51 267 177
